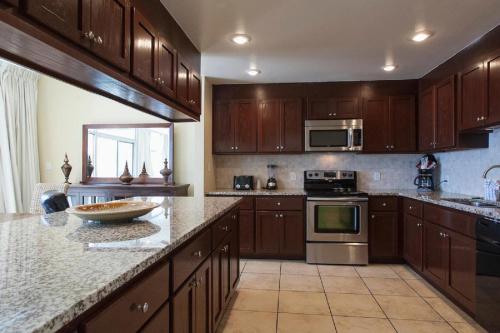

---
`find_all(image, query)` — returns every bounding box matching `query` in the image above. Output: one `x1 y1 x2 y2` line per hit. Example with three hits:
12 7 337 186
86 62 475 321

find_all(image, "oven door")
307 197 368 242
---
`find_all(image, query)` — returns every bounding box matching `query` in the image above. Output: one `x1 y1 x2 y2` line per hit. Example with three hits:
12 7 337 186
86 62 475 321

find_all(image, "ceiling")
161 0 500 84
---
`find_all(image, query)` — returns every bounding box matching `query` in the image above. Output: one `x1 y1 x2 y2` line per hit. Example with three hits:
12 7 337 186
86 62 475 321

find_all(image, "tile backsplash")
215 153 420 190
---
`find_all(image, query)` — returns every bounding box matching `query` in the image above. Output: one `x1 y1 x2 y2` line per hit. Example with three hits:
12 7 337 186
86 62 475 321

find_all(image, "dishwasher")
476 217 500 333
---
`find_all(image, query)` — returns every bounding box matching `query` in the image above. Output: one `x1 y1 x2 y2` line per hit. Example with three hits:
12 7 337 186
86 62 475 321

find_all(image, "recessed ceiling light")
412 31 432 42
246 68 261 76
383 64 397 72
231 34 251 45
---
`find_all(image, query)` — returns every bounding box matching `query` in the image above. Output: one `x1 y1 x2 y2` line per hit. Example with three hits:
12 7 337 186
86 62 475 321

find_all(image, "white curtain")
135 128 152 175
0 61 40 213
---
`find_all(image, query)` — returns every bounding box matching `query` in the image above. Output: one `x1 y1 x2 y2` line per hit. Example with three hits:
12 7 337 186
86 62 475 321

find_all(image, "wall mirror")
82 123 174 184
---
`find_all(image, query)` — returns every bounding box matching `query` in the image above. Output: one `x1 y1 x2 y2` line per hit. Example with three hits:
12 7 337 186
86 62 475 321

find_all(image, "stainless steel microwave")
305 119 363 152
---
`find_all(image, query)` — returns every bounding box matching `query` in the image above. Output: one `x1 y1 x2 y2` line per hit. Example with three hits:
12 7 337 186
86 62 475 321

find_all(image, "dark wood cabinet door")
157 36 177 99
213 101 234 153
332 97 360 119
177 58 190 107
389 95 416 152
239 210 255 256
90 0 130 71
362 97 390 152
306 98 332 119
460 64 486 130
131 8 157 87
173 276 196 333
418 87 436 151
447 231 475 311
195 259 211 333
404 214 423 271
233 100 257 153
24 0 89 45
280 211 304 257
189 71 202 114
140 302 169 333
257 100 281 153
435 76 456 149
255 211 281 255
486 52 500 126
230 224 240 290
281 99 303 153
423 222 448 288
211 244 224 329
369 212 399 259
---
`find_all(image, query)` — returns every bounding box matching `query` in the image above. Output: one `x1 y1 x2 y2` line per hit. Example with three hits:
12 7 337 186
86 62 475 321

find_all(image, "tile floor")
217 259 487 333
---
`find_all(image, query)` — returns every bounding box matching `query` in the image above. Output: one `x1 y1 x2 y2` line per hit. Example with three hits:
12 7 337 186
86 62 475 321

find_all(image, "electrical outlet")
442 175 450 183
372 172 381 181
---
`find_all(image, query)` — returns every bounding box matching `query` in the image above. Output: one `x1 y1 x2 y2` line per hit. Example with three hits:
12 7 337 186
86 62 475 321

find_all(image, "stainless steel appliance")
305 119 363 152
233 175 254 190
305 170 368 265
476 217 500 332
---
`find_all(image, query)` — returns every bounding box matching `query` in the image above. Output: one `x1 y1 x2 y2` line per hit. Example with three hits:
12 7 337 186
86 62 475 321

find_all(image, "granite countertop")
0 196 241 333
206 188 306 196
363 189 500 220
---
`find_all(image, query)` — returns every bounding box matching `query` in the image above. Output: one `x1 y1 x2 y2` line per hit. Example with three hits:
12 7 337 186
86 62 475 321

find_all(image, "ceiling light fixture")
383 64 397 72
412 31 432 42
231 34 251 45
246 68 261 76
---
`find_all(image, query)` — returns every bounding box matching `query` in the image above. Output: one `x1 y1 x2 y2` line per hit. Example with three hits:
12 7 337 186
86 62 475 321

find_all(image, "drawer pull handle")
192 250 203 257
221 245 229 253
417 223 422 227
220 225 229 232
133 302 149 313
232 214 237 220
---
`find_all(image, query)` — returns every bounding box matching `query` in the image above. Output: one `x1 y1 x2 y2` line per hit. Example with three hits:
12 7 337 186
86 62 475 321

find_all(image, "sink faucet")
483 165 500 178
483 165 500 202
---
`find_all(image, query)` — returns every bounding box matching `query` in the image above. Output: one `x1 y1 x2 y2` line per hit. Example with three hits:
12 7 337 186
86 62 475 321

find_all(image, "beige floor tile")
218 310 277 333
334 316 396 333
321 276 370 294
424 297 468 322
277 313 336 333
231 289 279 312
392 265 422 280
280 274 324 292
449 321 488 333
244 260 281 274
390 319 456 333
318 265 359 277
405 279 440 298
375 295 442 321
355 265 399 278
281 261 319 276
363 277 417 296
279 291 330 315
326 293 385 318
238 273 280 290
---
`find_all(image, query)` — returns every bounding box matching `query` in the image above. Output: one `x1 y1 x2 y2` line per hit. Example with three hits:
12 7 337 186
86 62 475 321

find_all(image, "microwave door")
307 129 350 151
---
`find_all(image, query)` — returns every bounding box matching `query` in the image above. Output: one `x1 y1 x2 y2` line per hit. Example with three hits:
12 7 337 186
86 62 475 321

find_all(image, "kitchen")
1 1 500 333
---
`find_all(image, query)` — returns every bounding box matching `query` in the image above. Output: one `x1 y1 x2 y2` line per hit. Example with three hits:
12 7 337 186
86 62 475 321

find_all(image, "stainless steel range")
304 170 368 265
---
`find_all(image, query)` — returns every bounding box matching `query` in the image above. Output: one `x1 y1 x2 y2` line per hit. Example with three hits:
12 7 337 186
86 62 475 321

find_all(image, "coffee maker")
414 154 437 192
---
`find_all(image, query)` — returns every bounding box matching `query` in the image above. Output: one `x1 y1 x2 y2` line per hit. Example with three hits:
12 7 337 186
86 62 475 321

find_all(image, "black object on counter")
233 175 254 190
41 191 70 214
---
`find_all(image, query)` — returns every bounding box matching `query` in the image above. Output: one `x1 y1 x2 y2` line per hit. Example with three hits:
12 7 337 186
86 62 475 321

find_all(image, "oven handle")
307 197 368 202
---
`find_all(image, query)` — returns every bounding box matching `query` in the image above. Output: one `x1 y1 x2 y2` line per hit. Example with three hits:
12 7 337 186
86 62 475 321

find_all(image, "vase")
160 159 173 184
119 161 134 185
61 153 72 184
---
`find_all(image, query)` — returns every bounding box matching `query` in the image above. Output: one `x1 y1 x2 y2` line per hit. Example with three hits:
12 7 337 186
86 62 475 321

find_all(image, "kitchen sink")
443 198 499 208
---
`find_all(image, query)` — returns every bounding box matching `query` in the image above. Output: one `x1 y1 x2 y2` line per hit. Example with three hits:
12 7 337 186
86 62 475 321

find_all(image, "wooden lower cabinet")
140 302 169 333
280 211 305 257
403 214 423 270
369 212 399 260
239 210 255 256
423 221 449 287
255 211 282 255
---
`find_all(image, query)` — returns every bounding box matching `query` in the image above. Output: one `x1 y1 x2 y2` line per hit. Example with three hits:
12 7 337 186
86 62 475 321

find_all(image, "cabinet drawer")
82 261 170 333
423 204 475 237
139 301 169 333
172 228 212 291
213 210 237 248
239 197 255 210
369 196 398 211
255 197 304 211
404 199 423 218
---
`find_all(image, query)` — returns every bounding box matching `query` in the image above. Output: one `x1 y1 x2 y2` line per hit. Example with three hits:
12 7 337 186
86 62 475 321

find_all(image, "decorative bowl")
66 201 160 222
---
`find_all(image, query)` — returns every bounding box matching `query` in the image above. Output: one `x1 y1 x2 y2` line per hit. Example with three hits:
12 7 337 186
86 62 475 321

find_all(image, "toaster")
233 176 254 190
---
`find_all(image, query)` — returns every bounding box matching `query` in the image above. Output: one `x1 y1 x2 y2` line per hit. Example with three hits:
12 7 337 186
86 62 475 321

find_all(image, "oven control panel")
305 170 355 180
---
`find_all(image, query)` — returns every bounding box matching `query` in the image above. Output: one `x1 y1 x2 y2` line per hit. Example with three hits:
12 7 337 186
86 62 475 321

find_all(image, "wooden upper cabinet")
281 99 303 153
460 63 486 130
89 0 130 71
362 96 390 152
486 51 500 126
307 98 330 119
435 76 456 149
307 97 359 119
131 8 157 87
189 71 202 114
177 58 190 107
258 100 281 153
389 95 416 152
24 0 89 46
419 87 436 151
233 100 257 153
213 101 234 153
333 97 360 119
157 36 177 99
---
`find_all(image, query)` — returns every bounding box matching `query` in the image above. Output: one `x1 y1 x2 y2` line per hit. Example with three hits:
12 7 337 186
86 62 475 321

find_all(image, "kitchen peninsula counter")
0 196 241 333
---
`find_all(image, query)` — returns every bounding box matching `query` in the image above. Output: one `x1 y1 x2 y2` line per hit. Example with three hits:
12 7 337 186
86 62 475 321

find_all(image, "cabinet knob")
231 146 234 150
385 145 390 149
221 245 229 253
276 146 280 150
83 31 95 40
94 35 103 45
277 202 281 206
409 206 413 210
192 250 202 257
328 113 333 116
134 302 149 313
417 223 422 227
279 213 284 218
390 145 395 149
382 202 387 207
235 146 239 150
275 213 279 218
220 225 229 232
371 215 375 219
281 146 284 150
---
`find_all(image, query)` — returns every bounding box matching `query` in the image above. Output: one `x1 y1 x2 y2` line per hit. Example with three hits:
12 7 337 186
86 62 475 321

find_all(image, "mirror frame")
81 123 174 184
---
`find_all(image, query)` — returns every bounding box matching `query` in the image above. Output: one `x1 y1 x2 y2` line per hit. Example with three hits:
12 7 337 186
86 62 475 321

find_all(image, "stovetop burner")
303 170 365 197
305 190 368 198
